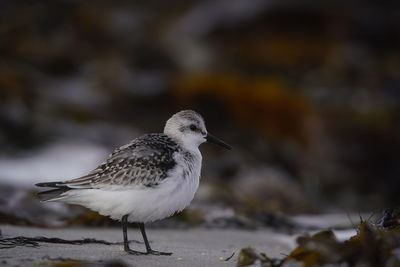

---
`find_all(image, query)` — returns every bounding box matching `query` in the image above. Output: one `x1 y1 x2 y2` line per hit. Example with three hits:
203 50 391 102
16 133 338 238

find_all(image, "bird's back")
36 133 181 195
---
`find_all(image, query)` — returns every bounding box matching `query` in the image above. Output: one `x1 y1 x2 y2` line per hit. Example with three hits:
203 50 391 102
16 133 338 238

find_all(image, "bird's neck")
166 133 201 155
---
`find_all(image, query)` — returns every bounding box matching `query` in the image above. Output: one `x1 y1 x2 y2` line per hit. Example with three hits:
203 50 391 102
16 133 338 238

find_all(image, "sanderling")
35 110 231 255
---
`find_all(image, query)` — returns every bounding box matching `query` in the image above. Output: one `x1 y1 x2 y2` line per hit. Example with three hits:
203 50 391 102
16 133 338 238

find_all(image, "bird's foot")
146 249 173 256
125 248 147 255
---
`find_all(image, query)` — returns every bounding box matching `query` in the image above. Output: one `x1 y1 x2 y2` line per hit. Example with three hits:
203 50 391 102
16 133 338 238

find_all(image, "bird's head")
164 110 231 151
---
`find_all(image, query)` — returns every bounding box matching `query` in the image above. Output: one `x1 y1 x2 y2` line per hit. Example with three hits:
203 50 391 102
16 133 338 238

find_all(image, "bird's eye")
190 124 197 131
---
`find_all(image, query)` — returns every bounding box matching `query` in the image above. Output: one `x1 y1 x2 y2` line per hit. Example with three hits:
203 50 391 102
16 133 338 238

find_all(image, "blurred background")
1 0 399 228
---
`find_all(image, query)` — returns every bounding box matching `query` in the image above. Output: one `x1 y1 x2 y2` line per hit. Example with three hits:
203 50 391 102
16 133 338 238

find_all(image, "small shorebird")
36 110 231 255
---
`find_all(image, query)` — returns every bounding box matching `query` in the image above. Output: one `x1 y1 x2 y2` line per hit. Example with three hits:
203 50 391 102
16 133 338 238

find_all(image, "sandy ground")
0 224 296 266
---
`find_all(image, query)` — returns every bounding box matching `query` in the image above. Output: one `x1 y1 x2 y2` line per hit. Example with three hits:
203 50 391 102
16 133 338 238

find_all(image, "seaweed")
0 236 141 249
238 217 400 267
377 208 400 230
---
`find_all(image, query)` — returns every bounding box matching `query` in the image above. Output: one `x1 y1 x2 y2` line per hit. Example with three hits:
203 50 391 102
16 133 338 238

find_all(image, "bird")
35 110 231 256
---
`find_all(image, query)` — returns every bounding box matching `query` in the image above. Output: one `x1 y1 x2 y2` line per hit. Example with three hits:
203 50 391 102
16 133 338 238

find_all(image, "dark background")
1 0 399 225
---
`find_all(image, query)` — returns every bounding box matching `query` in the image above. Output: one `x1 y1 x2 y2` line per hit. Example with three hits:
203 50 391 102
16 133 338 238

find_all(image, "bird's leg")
138 223 172 256
122 215 146 255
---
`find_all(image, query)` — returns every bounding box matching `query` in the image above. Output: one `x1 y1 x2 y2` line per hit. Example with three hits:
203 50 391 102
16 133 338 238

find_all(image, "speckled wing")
59 134 179 189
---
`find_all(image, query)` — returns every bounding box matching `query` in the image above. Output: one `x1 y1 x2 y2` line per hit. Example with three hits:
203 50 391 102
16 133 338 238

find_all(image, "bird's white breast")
61 149 202 223
149 149 202 219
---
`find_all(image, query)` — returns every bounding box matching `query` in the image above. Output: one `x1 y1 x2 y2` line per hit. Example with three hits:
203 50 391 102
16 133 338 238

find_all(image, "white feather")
50 149 202 223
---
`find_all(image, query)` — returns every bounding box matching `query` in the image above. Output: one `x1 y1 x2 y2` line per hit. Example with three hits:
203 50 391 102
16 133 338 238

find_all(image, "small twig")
358 212 363 223
366 211 376 222
223 252 235 261
346 211 357 231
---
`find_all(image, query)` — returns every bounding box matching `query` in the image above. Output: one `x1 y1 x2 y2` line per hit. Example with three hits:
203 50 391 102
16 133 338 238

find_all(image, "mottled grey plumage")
41 134 180 190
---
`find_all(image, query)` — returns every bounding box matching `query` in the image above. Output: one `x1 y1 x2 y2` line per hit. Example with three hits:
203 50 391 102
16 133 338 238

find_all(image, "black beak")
206 133 232 150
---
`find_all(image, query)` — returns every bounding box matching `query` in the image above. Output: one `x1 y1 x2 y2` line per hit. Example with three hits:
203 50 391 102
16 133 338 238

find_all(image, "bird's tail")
35 182 70 202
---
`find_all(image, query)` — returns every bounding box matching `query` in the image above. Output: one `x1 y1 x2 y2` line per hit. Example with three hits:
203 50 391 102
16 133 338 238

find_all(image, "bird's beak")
206 133 232 150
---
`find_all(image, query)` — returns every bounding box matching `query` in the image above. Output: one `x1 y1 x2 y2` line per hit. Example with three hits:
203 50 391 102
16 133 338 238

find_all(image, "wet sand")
0 224 295 266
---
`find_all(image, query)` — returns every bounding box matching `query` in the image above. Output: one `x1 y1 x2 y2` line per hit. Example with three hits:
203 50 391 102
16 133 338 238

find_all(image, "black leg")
122 215 145 255
138 223 172 256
